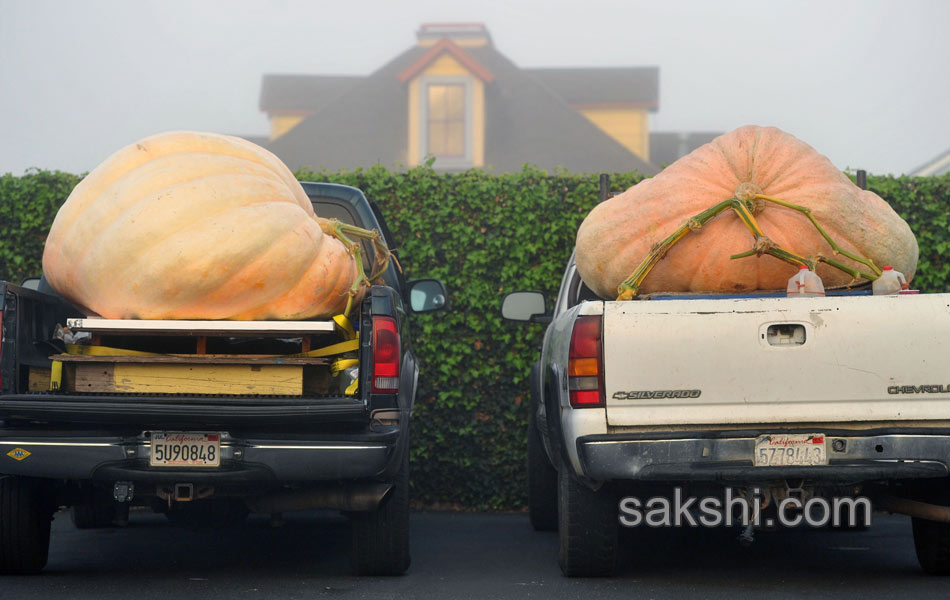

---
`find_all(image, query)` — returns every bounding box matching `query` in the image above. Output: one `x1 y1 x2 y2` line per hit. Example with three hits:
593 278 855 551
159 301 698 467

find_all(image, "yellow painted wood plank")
69 364 116 393
109 364 303 395
28 368 52 392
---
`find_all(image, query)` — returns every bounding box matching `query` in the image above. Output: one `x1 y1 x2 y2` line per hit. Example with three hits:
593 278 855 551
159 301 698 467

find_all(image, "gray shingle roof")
525 67 659 108
259 74 363 111
910 149 950 176
264 43 659 175
649 132 721 169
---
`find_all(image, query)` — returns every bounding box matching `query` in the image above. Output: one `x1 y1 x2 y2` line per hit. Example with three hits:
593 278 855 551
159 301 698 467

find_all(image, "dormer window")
398 36 493 170
427 84 466 157
419 78 473 167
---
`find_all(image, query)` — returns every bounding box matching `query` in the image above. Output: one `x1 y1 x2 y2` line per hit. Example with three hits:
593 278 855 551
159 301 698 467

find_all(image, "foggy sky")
1 0 948 176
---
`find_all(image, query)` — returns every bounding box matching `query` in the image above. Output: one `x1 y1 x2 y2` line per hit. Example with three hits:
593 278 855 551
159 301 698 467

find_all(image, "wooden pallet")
52 318 345 396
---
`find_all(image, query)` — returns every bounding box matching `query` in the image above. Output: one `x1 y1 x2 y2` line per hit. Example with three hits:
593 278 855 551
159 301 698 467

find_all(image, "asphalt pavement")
1 509 946 599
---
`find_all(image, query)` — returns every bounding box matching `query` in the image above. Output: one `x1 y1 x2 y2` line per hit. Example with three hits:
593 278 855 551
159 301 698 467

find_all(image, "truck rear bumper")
577 431 950 483
0 429 395 483
0 395 367 427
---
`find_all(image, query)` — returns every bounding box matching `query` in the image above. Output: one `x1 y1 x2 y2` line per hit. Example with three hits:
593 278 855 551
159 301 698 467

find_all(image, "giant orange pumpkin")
576 125 918 299
42 131 358 320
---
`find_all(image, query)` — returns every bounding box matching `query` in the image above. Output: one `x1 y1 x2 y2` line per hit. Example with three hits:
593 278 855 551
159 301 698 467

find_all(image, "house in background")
648 131 721 169
258 23 661 175
911 149 950 176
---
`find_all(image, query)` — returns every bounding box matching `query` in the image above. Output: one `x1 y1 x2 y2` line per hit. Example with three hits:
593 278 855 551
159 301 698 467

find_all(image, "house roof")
649 131 721 169
265 42 658 175
910 148 950 176
259 74 363 111
417 23 492 45
235 134 271 148
397 38 495 83
525 67 659 109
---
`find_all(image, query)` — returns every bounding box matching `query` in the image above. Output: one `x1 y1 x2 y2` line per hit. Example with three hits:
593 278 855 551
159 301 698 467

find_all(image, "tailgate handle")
765 324 806 346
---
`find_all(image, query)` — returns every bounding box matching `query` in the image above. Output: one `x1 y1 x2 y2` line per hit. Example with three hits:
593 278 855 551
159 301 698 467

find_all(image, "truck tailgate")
603 294 950 427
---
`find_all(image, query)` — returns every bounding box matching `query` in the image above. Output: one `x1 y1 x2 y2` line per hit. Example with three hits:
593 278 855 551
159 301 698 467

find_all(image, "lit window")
427 84 466 157
418 76 473 168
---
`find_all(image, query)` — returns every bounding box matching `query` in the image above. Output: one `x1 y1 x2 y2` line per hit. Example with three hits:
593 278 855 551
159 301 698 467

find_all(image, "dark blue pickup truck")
0 182 446 575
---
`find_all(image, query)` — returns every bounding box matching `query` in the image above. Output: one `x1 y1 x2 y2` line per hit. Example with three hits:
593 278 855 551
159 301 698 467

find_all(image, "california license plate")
149 432 221 467
754 434 827 467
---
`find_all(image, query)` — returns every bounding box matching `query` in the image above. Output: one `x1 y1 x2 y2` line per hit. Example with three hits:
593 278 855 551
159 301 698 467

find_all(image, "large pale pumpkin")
43 131 358 320
576 125 918 298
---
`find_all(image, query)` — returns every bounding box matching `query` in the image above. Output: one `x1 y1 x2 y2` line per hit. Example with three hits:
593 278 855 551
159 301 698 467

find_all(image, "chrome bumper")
0 431 392 483
577 432 950 483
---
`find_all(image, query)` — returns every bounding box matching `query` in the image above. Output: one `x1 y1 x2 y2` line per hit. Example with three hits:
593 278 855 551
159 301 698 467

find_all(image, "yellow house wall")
269 113 309 140
407 53 484 167
577 108 650 162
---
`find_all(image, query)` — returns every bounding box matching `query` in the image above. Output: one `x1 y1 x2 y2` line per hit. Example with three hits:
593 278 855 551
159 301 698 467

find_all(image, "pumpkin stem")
615 192 880 301
616 198 737 299
752 194 882 278
321 219 394 318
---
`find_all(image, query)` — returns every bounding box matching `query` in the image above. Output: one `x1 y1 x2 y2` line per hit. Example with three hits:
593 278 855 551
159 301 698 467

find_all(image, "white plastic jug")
872 266 907 295
786 266 825 297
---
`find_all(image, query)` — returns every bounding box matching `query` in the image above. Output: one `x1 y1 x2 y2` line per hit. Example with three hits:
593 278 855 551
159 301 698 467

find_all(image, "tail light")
568 315 604 407
372 316 400 393
0 310 3 390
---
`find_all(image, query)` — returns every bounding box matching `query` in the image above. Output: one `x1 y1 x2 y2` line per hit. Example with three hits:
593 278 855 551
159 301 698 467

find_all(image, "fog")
1 0 948 175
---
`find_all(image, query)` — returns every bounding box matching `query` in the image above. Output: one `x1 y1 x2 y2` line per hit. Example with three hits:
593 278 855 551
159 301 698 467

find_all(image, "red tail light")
568 315 604 407
0 311 3 390
372 316 400 393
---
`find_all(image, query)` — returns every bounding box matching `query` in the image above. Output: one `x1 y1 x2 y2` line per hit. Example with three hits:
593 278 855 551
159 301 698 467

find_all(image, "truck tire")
70 486 117 529
913 517 950 574
70 504 115 529
527 407 558 531
0 476 52 574
557 460 618 577
351 441 410 575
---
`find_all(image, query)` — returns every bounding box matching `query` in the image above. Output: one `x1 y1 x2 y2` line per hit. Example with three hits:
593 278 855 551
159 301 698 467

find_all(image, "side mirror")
501 291 551 323
19 277 41 291
408 279 448 313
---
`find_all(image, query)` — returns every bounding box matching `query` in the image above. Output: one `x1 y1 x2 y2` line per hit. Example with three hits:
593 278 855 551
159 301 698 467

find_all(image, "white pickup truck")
504 251 950 577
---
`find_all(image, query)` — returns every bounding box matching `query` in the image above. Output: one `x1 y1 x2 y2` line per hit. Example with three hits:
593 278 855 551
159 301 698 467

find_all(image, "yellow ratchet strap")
288 335 359 359
49 361 63 391
330 358 359 377
333 314 360 395
333 314 356 340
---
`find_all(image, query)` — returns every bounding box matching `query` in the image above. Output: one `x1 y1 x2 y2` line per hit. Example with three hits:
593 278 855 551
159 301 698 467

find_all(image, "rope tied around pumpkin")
615 188 883 301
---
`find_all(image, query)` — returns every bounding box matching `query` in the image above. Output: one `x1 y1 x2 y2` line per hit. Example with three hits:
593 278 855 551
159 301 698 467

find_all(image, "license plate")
149 432 221 467
754 433 827 467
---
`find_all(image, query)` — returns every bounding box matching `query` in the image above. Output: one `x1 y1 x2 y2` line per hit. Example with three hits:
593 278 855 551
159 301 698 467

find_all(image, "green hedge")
0 169 83 285
2 167 949 509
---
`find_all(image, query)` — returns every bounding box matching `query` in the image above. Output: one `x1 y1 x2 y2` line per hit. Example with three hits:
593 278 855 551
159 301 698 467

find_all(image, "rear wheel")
557 460 618 577
913 517 950 574
71 486 117 529
351 441 411 575
527 407 558 531
0 476 53 575
910 481 950 574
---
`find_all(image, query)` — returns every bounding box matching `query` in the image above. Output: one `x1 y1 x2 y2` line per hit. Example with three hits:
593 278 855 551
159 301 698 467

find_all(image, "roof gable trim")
397 38 495 84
